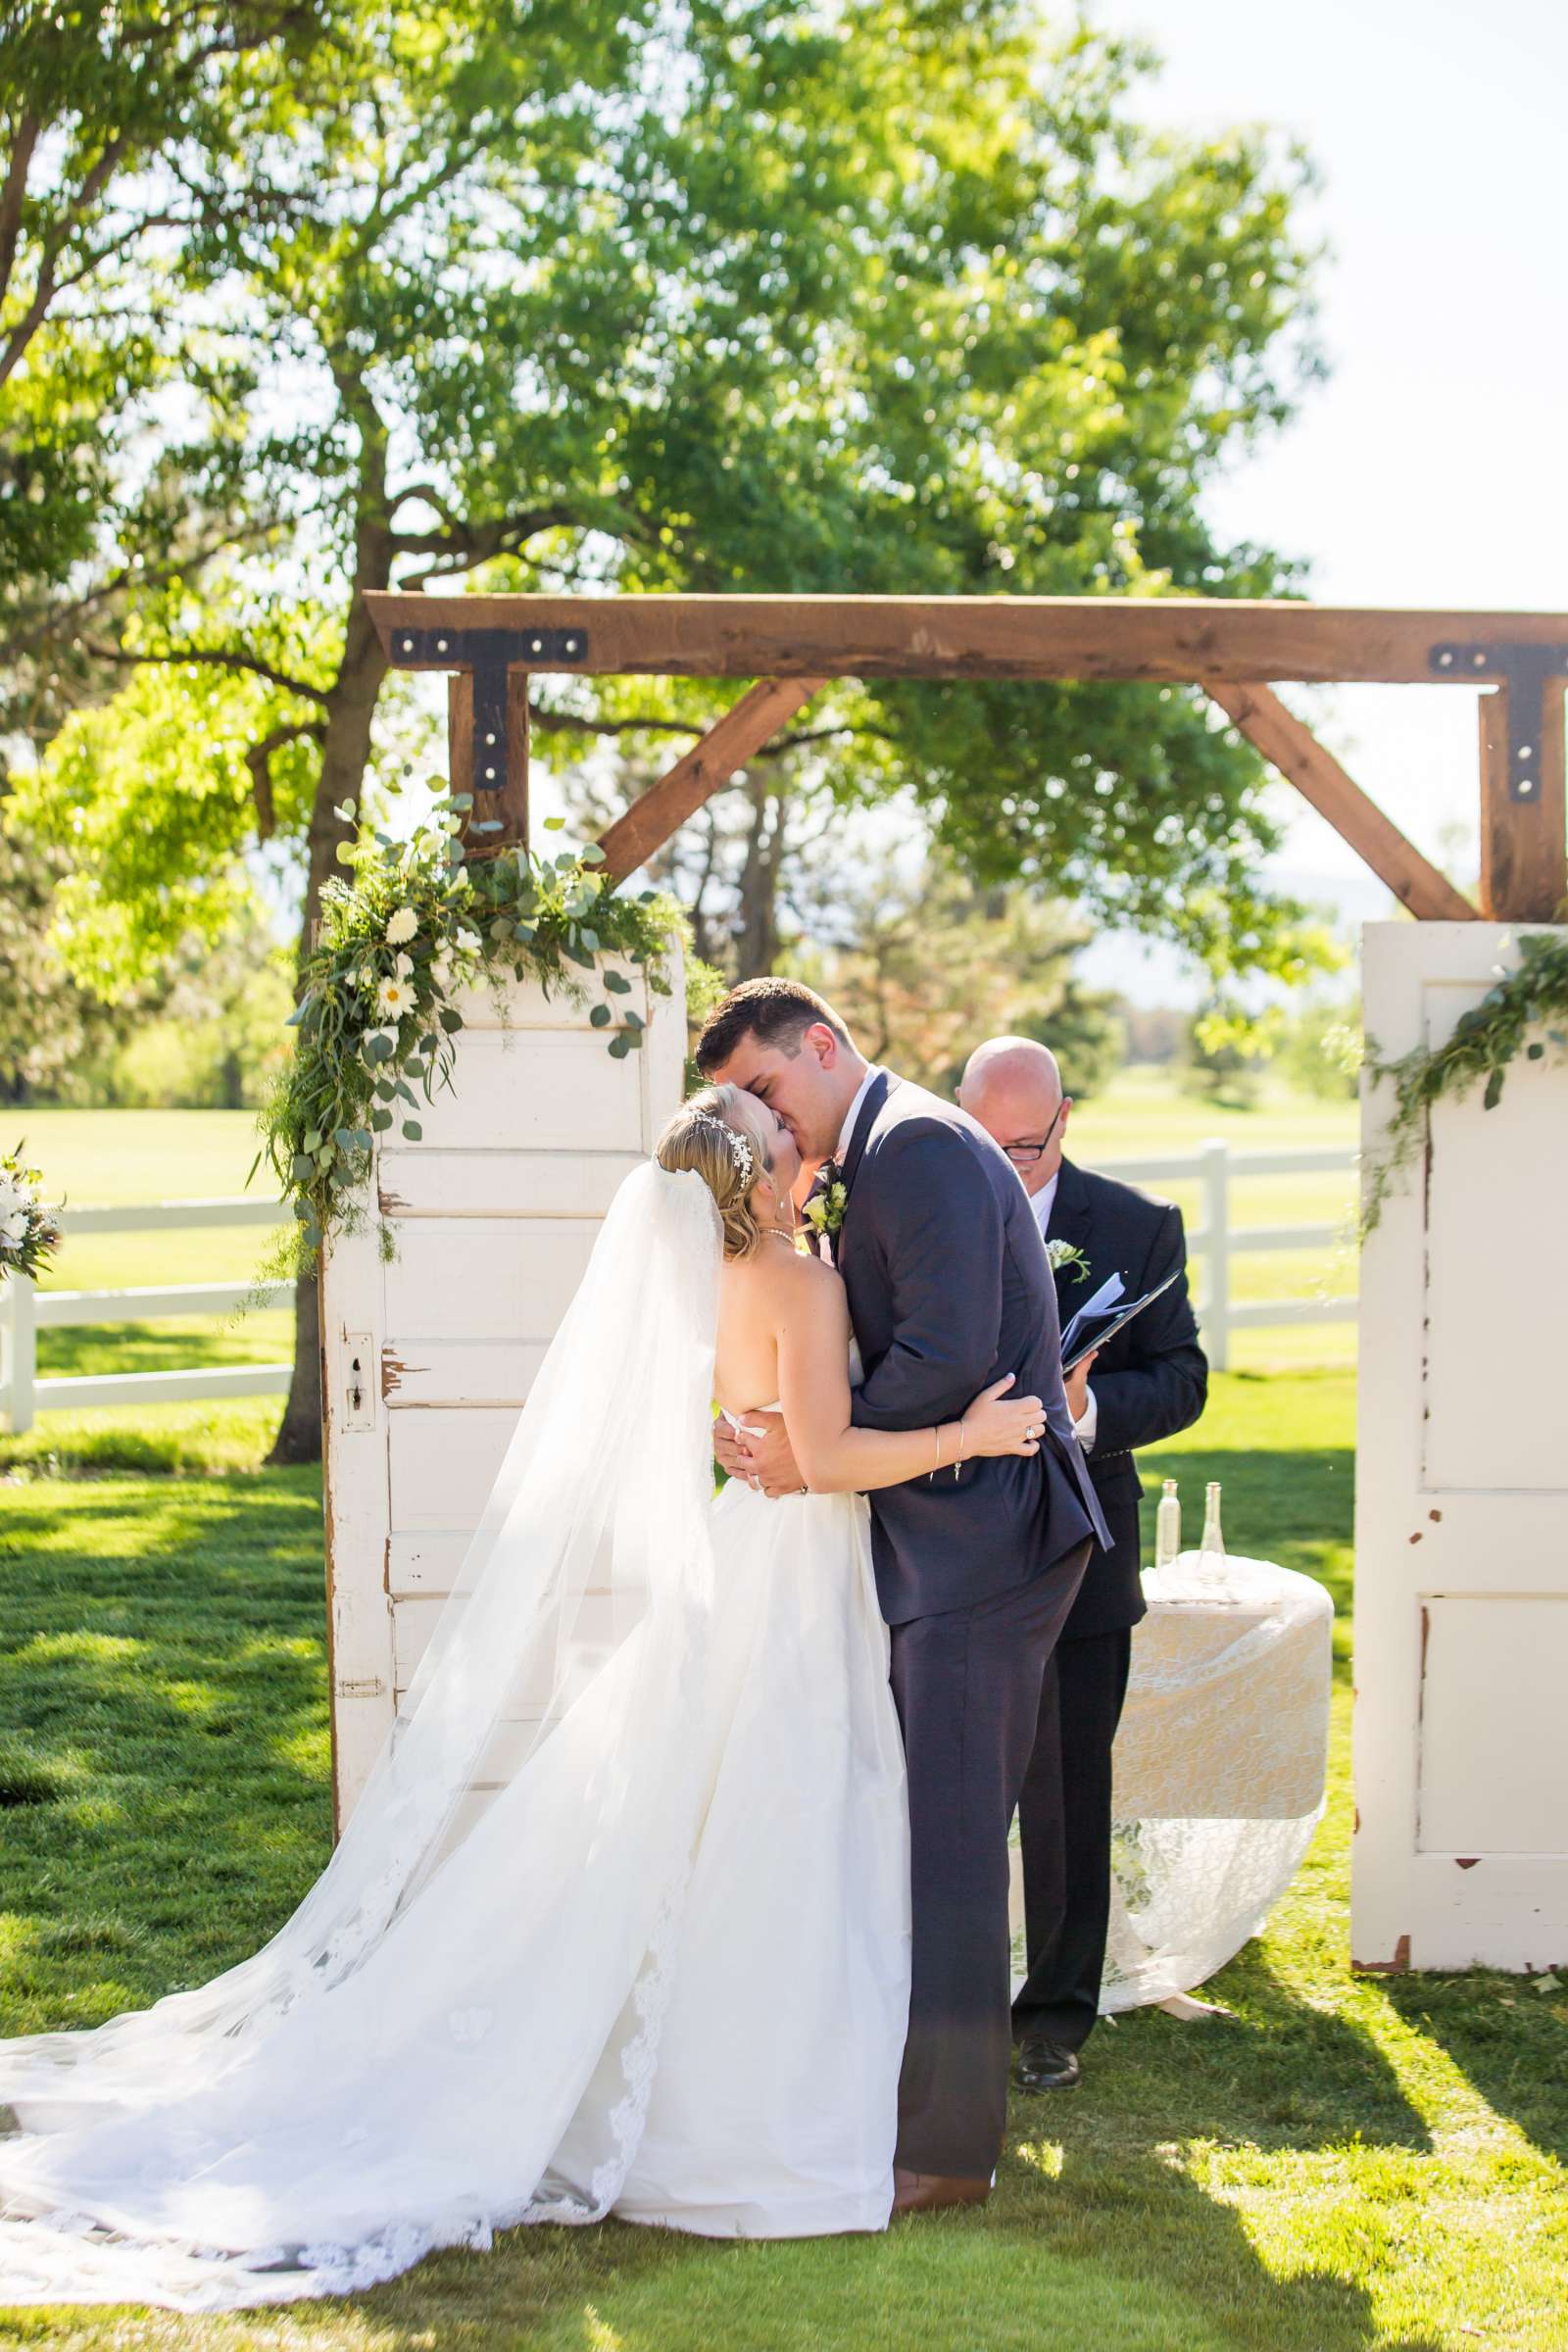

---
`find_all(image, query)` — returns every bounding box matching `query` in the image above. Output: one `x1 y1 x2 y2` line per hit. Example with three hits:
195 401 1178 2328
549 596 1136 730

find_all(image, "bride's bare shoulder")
724 1243 841 1307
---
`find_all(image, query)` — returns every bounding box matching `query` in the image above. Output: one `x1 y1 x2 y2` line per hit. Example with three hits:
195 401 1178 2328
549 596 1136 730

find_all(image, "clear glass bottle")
1153 1478 1181 1573
1197 1480 1226 1586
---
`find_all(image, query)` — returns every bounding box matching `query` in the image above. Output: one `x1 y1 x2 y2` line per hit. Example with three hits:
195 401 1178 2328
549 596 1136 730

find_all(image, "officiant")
957 1037 1208 2093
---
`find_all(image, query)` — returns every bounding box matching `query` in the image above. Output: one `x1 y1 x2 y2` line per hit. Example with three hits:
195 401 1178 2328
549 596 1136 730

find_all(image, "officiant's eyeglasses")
998 1101 1066 1166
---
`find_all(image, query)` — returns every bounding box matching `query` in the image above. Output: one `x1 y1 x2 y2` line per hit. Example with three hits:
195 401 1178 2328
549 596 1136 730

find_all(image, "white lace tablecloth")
1009 1553 1334 2012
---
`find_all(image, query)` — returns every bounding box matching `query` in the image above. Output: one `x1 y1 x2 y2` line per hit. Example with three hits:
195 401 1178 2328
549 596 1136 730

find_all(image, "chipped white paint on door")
1353 922 1568 1972
319 954 686 1830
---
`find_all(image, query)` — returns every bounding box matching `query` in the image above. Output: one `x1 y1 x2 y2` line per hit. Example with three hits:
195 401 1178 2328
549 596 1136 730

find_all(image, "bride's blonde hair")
656 1083 775 1260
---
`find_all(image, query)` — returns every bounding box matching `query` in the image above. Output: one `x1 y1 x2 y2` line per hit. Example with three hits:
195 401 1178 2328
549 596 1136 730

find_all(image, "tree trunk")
266 569 391 1468
734 777 788 978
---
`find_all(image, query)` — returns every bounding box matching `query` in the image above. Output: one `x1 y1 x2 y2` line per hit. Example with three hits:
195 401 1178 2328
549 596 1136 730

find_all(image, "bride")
0 1085 1045 2309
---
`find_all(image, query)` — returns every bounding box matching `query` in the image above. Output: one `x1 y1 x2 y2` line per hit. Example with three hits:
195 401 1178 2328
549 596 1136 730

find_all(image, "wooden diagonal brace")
1205 680 1477 923
597 676 827 883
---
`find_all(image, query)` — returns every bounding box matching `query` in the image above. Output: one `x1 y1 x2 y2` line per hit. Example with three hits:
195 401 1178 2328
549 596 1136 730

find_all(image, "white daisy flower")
385 906 418 948
375 977 412 1018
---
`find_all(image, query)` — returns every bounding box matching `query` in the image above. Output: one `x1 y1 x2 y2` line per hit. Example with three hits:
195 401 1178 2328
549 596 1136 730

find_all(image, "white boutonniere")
802 1177 849 1244
1047 1238 1092 1283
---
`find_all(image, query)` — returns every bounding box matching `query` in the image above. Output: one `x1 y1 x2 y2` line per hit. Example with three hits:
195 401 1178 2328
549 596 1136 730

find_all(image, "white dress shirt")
835 1062 884 1163
1031 1173 1098 1451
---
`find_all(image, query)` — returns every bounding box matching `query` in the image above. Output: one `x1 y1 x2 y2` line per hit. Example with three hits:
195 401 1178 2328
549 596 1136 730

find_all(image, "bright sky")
1077 0 1568 999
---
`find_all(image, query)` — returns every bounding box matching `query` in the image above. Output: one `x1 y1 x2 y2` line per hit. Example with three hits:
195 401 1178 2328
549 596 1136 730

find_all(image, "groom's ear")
803 1021 839 1069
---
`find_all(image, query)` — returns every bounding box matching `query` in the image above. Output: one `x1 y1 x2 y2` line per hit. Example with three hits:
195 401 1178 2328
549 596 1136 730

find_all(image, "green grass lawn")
3 1371 1564 2349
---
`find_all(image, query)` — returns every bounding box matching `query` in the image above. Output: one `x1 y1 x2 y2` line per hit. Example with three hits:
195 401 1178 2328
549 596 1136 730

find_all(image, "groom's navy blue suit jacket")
839 1071 1110 1626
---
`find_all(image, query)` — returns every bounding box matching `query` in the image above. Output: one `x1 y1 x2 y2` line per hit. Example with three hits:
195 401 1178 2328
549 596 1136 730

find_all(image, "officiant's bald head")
957 1037 1071 1197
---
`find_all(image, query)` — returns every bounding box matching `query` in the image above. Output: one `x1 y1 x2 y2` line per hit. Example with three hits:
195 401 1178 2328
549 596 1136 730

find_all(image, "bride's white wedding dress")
0 1168 908 2310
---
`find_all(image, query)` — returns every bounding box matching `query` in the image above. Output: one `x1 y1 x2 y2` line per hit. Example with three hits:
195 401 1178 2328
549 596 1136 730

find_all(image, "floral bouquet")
0 1147 61 1286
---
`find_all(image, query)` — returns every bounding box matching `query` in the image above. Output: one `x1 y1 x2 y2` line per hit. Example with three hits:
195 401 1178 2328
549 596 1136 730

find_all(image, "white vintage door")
319 952 686 1831
1353 920 1568 1971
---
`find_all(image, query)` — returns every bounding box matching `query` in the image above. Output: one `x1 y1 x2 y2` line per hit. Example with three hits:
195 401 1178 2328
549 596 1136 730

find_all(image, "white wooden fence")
0 1143 1357 1433
0 1199 292 1435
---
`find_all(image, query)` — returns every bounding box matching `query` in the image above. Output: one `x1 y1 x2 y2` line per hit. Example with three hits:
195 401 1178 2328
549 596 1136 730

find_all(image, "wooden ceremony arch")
364 592 1568 924
338 592 1568 1969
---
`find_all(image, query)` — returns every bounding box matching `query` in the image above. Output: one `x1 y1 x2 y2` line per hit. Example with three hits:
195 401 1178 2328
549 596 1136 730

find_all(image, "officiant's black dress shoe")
1014 2032 1082 2092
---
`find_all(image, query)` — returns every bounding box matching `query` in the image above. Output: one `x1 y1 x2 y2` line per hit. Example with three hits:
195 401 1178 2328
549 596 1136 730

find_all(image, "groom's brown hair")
694 977 852 1076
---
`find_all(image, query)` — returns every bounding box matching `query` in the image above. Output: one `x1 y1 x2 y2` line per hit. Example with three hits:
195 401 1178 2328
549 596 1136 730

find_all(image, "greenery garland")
1361 927 1568 1237
258 791 687 1259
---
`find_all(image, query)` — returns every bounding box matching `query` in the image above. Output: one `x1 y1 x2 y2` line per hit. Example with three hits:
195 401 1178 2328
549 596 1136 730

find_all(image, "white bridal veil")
0 1163 723 2310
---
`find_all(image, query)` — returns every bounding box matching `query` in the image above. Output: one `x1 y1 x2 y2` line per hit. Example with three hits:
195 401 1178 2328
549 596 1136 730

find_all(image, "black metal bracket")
387 625 590 800
1429 640 1568 803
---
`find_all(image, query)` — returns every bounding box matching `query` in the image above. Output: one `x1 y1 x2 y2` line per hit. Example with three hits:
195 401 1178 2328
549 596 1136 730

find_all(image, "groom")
701 980 1108 2213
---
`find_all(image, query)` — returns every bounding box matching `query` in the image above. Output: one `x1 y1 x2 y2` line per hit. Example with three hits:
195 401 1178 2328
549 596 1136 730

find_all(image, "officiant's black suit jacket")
839 1072 1110 1626
1046 1156 1208 1640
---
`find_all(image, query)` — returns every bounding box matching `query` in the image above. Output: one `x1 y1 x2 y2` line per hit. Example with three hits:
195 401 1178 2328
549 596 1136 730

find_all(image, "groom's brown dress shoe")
891 2168 992 2216
1013 2031 1082 2092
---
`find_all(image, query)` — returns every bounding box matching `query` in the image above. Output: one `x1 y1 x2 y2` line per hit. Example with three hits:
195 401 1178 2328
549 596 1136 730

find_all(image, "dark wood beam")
1205 681 1477 923
1478 681 1567 922
446 667 529 857
597 677 827 883
368 590 1568 686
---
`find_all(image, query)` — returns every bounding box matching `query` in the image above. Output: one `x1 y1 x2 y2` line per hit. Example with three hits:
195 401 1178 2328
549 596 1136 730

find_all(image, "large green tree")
0 1 335 734
12 0 1324 1457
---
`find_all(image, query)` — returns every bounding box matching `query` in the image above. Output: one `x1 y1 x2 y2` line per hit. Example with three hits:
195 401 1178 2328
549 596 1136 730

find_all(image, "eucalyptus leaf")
402 1118 423 1141
590 1002 612 1028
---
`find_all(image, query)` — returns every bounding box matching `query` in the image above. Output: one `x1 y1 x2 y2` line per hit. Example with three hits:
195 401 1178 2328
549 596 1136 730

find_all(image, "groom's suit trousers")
889 1536 1093 2180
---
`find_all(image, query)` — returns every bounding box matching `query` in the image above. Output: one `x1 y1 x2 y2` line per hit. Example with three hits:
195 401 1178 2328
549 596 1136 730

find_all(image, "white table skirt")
1009 1554 1335 2012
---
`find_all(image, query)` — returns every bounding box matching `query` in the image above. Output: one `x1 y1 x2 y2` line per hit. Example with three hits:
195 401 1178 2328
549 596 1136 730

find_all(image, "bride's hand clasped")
958 1373 1048 1459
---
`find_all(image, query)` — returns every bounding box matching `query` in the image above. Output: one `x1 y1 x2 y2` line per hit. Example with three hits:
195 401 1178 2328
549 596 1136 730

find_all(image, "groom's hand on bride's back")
721 1408 803 1499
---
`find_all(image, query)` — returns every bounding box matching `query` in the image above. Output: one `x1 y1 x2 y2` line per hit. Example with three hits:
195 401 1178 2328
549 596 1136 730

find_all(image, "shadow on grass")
0 1473 331 2033
37 1320 290 1385
1383 1971 1568 2168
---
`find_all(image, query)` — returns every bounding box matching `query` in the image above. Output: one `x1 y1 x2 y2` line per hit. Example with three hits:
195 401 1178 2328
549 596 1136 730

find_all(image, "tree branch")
526 704 891 759
0 112 39 313
247 718 326 839
78 637 331 707
391 501 583 581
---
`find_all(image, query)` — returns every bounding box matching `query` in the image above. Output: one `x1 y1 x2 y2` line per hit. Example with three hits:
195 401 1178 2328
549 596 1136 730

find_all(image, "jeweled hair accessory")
694 1113 755 1190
